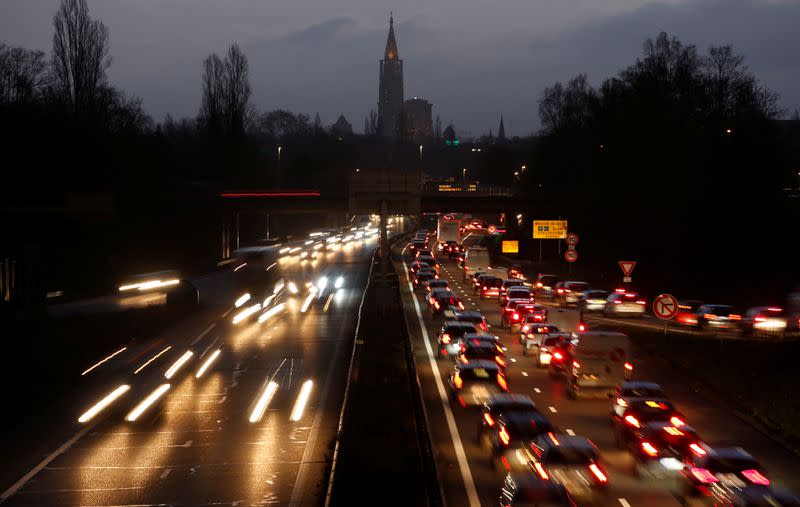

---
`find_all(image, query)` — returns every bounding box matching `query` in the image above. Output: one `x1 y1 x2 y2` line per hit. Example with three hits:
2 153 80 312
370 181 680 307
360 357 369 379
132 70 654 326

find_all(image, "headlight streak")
164 350 193 379
290 380 313 421
81 347 127 376
232 303 262 324
234 293 251 308
195 349 222 378
78 384 130 423
258 303 286 324
125 384 171 422
249 381 279 423
134 346 172 374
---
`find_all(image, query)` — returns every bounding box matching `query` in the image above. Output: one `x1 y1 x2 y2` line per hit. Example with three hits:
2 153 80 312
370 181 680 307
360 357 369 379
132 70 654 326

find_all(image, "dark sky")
2 0 798 136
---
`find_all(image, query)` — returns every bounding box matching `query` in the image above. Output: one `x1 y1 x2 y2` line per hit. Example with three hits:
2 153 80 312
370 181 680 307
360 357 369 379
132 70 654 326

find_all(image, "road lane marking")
549 406 557 413
0 424 93 502
160 468 172 479
400 247 480 507
619 499 632 507
192 323 217 346
534 388 541 393
566 429 575 436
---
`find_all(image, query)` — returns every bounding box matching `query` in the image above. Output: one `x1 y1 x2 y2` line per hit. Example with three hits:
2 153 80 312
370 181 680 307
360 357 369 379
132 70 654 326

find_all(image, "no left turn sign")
653 294 679 320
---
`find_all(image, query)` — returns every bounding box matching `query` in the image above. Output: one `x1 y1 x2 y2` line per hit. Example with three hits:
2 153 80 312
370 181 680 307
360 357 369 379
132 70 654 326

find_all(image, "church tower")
378 14 404 138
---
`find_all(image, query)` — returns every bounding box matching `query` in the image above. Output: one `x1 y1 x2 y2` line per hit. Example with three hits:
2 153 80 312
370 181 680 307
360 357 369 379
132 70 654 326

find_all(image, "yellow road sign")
502 240 519 253
533 220 568 239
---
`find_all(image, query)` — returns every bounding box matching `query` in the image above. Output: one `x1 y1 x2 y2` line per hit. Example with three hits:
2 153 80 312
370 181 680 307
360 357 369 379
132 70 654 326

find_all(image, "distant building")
404 97 433 141
377 15 404 138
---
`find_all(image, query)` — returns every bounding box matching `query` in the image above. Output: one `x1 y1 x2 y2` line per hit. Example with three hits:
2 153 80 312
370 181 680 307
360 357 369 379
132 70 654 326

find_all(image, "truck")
437 219 461 251
462 246 491 281
567 331 632 399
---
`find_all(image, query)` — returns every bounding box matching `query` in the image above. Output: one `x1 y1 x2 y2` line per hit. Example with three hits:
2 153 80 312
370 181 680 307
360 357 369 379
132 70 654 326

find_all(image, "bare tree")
0 44 49 104
51 0 111 114
223 43 250 136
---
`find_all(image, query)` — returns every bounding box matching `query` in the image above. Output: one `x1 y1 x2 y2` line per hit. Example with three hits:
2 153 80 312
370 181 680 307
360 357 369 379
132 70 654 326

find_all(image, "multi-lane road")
396 238 800 506
0 222 394 506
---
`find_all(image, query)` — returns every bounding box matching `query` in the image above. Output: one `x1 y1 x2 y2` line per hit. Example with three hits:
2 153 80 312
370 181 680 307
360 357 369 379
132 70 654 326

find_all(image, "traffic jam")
399 217 799 507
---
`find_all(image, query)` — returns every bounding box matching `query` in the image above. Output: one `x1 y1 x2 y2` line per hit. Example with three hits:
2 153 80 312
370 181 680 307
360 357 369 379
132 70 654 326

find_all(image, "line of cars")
407 238 798 506
533 273 793 337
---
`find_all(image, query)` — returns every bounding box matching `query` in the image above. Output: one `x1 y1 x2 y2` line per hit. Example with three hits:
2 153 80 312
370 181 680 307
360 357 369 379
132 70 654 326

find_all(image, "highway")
0 220 396 507
395 238 800 506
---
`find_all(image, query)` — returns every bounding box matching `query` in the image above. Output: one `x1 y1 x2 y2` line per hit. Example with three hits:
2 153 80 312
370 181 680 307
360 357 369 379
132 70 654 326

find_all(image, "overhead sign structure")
502 240 519 254
566 233 579 246
565 250 578 263
653 294 679 320
533 220 568 239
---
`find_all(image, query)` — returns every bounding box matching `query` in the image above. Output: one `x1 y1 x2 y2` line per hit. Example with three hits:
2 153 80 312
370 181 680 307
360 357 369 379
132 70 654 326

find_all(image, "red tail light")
453 372 463 389
441 333 451 344
641 441 659 457
625 415 640 428
741 469 770 486
534 462 549 480
499 427 510 445
484 413 495 427
689 467 718 484
589 463 608 483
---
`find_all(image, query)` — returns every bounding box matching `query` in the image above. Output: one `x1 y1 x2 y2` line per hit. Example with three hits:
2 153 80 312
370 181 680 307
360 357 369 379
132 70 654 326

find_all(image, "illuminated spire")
385 13 398 60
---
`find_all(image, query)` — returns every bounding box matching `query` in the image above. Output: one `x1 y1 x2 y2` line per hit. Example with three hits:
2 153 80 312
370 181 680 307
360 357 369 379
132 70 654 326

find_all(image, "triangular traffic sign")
619 261 636 277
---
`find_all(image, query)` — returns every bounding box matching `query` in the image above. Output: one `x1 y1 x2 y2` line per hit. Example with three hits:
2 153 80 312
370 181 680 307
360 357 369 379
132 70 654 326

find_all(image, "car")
696 304 743 332
482 411 554 467
437 321 479 357
425 279 449 293
448 360 509 407
625 420 704 478
418 254 440 273
480 277 504 299
431 292 464 317
532 335 573 367
457 340 508 369
679 445 772 506
478 393 539 441
498 472 577 507
611 381 668 418
501 286 534 306
742 307 787 336
413 270 438 291
507 265 525 280
408 260 429 275
676 299 705 326
556 281 590 307
534 274 561 299
520 434 609 501
509 304 546 330
612 399 687 448
604 290 647 317
581 289 610 312
501 299 532 328
500 278 527 298
452 310 489 331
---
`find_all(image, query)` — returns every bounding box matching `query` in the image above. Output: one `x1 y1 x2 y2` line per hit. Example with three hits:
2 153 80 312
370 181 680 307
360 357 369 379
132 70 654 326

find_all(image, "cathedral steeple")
385 13 399 60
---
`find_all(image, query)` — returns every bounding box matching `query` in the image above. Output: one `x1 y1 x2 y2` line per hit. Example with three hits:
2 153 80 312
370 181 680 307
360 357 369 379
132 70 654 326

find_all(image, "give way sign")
653 294 679 320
